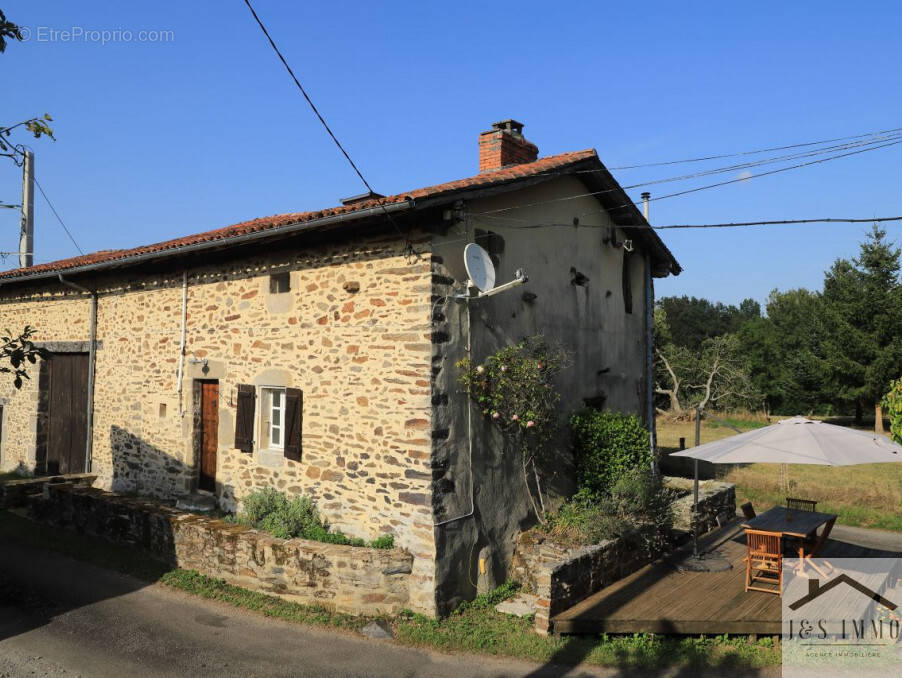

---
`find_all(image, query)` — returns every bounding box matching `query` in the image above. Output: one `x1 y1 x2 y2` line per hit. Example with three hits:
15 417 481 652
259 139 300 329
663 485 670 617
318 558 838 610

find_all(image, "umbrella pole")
693 459 699 558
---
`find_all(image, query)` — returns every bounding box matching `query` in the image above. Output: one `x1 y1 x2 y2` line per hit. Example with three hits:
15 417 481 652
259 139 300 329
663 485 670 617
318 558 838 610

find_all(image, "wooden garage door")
46 353 89 474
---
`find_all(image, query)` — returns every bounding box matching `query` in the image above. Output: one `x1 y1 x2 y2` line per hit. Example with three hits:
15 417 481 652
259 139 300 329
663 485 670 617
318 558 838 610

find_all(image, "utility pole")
19 150 34 268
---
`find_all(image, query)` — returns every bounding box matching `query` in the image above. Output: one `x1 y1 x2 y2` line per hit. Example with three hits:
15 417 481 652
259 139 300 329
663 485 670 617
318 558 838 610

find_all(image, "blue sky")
2 1 900 308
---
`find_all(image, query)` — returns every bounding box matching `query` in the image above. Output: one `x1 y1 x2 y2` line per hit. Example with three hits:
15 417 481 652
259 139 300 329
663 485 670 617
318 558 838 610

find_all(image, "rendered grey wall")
429 176 656 613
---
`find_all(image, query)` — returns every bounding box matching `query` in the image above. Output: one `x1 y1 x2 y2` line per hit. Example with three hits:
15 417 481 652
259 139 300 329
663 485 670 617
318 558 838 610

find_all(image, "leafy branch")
1 326 50 389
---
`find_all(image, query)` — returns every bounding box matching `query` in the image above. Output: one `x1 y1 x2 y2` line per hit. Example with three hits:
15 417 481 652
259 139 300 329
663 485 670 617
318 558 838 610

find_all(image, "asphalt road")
0 536 779 678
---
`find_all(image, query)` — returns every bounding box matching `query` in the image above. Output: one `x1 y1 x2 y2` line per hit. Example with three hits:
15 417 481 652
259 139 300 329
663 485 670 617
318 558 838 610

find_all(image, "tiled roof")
0 149 624 281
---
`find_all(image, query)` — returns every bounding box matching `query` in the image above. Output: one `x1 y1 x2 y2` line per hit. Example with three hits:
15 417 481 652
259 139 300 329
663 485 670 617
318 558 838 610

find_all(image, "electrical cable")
468 137 902 218
650 216 902 230
462 213 902 232
512 132 902 185
241 0 419 259
606 125 902 170
33 176 84 255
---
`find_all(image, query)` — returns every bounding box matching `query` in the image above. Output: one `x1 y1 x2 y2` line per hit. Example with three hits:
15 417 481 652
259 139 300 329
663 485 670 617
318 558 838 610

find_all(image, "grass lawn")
657 414 902 532
0 510 780 671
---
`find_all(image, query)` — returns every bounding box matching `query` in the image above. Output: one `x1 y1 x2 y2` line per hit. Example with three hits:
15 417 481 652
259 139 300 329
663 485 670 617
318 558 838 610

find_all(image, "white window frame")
259 386 287 451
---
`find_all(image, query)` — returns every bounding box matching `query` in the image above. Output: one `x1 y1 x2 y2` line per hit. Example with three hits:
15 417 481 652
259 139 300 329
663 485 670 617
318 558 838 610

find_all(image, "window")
270 272 290 294
235 383 302 460
260 387 286 450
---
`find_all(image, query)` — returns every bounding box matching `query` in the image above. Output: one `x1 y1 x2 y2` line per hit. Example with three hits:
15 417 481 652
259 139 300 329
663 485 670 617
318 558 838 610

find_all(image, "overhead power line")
241 0 417 258
462 214 902 235
33 176 84 255
518 132 902 190
470 136 902 218
607 125 902 170
651 216 902 230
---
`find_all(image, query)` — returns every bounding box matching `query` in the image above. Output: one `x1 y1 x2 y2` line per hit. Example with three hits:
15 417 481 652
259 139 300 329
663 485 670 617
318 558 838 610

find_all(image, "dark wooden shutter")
283 388 303 462
234 384 256 453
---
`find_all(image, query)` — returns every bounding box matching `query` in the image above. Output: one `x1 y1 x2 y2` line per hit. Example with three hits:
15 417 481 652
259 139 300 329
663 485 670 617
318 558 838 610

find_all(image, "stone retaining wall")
33 484 415 616
514 479 736 634
667 478 736 534
0 473 96 509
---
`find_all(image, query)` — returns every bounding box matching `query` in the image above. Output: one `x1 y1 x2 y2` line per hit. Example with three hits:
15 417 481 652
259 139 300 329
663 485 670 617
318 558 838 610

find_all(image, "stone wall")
667 478 737 534
34 483 415 615
0 473 95 509
532 538 651 635
0 232 437 615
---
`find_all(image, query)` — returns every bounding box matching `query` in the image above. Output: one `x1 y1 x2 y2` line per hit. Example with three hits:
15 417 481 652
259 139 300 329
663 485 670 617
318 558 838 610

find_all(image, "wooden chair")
745 529 783 595
796 516 837 577
740 502 756 520
786 497 817 512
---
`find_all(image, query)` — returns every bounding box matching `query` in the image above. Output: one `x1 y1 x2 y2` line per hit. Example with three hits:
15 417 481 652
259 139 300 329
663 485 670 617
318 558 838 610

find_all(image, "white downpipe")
176 270 188 417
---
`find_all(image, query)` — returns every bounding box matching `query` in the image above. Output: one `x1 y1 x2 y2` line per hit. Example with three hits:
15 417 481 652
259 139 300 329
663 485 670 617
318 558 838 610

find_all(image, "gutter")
57 273 97 472
2 200 416 286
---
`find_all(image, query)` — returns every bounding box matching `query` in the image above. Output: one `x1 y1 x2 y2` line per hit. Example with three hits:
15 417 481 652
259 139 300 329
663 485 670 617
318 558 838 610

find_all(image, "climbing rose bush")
457 336 568 450
457 336 569 521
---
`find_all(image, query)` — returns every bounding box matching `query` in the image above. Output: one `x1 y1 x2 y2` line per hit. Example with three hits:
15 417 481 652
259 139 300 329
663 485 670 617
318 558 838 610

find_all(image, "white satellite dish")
457 242 529 300
464 243 496 292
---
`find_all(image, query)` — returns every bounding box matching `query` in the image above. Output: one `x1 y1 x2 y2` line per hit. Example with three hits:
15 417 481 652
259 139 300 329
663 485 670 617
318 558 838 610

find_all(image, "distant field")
657 413 902 532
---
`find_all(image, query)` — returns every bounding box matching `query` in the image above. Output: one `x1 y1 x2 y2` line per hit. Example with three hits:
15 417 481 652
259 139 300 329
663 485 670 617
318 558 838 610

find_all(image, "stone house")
0 120 680 615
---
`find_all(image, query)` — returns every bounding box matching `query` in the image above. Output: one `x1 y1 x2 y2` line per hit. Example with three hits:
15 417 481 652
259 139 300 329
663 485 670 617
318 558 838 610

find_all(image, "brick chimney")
478 119 539 172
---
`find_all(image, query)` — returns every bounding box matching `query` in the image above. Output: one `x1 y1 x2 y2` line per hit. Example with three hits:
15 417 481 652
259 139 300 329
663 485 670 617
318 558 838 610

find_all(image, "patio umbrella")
670 415 902 466
669 415 902 558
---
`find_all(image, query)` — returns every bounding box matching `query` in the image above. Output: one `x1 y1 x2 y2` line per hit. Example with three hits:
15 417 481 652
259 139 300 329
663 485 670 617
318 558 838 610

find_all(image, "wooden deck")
552 523 902 635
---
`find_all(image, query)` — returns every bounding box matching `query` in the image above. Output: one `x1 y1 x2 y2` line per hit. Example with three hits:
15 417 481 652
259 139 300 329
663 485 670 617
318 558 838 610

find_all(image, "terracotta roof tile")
1 149 598 281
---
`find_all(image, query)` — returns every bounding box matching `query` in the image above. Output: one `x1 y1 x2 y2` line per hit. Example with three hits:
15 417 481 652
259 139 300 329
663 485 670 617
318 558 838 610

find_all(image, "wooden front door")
46 353 89 475
198 380 219 492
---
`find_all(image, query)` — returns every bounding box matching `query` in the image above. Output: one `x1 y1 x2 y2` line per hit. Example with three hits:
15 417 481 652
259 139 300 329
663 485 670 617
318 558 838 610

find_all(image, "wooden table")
743 506 838 576
742 506 837 539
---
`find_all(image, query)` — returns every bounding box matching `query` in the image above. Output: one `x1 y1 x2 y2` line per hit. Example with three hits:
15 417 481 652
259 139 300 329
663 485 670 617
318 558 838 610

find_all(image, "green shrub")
883 378 902 444
236 486 287 529
570 409 652 499
259 495 320 540
235 489 372 546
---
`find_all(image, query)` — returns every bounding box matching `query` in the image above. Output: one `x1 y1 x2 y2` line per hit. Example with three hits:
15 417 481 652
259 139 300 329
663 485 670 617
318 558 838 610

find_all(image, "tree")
0 9 22 52
0 10 55 165
655 326 761 416
0 8 54 387
656 295 761 350
739 288 831 415
821 226 902 431
1 326 49 389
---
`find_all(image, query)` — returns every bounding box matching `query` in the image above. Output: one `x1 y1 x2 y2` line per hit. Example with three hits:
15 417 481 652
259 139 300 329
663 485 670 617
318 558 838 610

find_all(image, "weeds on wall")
233 487 394 548
457 336 569 524
545 469 676 556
